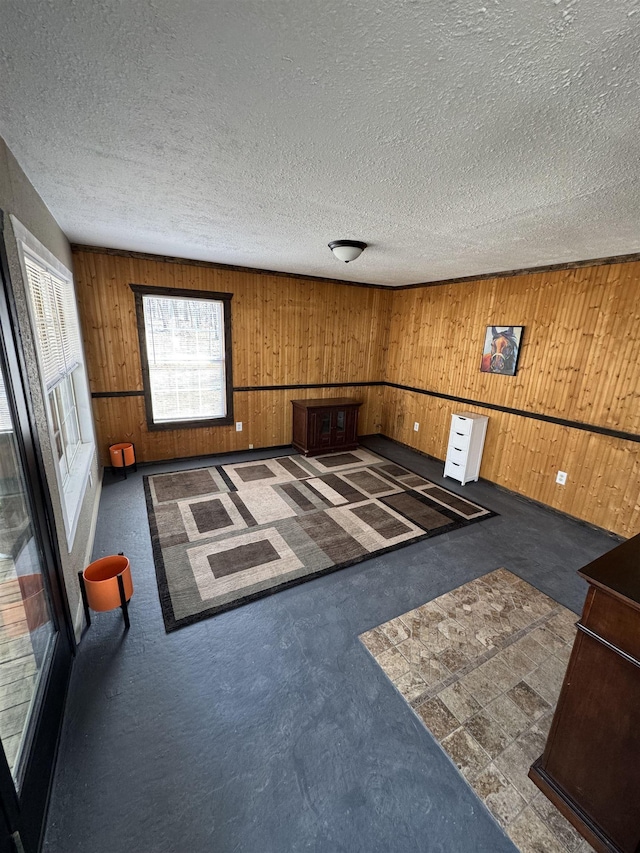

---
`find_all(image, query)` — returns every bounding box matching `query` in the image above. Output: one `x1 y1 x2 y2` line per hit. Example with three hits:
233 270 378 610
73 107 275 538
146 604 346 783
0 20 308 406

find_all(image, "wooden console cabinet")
529 532 640 853
291 398 361 456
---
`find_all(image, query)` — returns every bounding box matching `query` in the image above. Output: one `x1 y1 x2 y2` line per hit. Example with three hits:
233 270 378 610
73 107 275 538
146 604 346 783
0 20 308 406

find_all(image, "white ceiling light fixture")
328 240 367 263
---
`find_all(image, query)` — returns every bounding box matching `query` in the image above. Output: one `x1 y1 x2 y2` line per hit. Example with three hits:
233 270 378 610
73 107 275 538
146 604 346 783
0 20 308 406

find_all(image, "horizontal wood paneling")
73 249 389 464
382 262 640 538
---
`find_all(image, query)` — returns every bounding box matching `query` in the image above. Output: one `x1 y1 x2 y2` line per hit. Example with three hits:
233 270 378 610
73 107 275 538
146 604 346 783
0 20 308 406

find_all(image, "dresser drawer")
582 587 640 662
444 459 465 479
446 445 468 466
448 425 470 451
451 415 473 435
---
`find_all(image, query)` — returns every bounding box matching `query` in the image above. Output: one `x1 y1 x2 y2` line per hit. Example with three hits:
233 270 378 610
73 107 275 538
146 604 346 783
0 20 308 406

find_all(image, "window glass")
0 366 54 785
13 219 95 548
53 375 81 481
140 294 231 426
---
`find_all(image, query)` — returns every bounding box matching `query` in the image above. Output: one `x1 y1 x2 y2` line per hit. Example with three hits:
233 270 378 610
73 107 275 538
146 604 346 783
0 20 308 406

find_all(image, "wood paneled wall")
72 250 389 464
73 248 639 536
90 386 385 463
383 262 640 538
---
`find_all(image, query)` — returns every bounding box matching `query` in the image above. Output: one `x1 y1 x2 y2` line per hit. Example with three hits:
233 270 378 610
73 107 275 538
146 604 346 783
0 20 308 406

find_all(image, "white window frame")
11 217 95 549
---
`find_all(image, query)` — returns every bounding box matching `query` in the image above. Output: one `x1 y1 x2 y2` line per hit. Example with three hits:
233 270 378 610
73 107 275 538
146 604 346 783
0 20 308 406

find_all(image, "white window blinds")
142 295 227 422
13 218 95 549
0 370 11 434
24 256 82 390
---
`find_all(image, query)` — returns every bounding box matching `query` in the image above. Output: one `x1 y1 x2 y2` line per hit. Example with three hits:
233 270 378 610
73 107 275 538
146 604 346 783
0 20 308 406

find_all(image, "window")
12 217 95 548
131 285 233 429
23 256 83 481
0 370 10 434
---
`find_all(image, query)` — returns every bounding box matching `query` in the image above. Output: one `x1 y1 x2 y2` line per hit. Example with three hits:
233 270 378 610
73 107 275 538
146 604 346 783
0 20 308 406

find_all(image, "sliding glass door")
0 366 56 776
0 239 73 852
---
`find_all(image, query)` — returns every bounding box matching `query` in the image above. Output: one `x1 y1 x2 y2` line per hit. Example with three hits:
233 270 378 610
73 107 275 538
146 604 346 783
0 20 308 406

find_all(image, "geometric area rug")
360 570 593 853
144 447 497 632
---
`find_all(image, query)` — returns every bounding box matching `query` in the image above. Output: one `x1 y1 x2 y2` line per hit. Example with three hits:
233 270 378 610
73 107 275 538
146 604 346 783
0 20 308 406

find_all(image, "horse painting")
480 326 523 375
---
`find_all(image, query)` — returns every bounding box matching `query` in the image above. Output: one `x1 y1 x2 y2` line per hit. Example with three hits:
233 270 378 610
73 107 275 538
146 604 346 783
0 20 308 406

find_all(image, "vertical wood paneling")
75 253 389 394
385 262 640 432
382 260 640 537
381 384 639 536
73 250 388 466
73 248 638 537
91 385 384 465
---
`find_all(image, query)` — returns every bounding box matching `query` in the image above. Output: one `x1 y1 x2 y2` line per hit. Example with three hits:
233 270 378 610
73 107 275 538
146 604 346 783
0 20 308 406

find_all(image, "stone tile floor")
360 568 595 853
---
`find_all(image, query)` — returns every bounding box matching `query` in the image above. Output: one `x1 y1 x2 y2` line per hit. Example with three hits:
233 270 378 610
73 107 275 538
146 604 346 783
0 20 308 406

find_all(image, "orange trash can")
109 442 137 478
79 553 133 629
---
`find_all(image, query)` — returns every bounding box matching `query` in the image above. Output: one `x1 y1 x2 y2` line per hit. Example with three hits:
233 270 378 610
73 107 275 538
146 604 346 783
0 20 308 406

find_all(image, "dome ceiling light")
328 240 367 263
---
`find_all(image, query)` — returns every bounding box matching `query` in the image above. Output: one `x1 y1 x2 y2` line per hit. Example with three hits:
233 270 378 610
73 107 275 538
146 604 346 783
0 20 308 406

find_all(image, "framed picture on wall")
480 326 524 376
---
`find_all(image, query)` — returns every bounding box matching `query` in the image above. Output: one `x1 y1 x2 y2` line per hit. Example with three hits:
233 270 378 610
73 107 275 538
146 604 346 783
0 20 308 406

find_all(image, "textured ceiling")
0 1 639 286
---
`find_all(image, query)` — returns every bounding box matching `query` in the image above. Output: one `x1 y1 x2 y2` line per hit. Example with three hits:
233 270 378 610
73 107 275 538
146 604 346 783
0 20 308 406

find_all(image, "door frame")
0 211 75 852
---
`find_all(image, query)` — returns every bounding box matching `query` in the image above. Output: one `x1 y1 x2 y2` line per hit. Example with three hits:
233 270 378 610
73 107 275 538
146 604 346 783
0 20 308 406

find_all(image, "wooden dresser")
529 532 640 853
291 398 361 456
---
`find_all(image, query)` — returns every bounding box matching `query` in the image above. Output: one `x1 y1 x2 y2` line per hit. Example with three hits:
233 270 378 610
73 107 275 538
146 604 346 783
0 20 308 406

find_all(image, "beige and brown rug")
360 569 594 853
145 448 496 631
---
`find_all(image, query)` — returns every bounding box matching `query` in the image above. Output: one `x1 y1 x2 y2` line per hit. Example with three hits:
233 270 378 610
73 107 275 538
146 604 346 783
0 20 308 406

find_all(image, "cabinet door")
330 408 348 447
312 410 332 449
344 407 358 443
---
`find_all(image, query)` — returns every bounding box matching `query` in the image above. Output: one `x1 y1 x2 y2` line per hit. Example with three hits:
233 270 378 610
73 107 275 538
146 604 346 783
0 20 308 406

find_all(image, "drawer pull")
456 432 464 436
451 462 460 467
577 622 640 669
454 447 463 452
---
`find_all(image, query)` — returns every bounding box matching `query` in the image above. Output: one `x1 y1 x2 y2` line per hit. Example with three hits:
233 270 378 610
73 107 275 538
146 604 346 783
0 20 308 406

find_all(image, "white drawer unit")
443 412 488 485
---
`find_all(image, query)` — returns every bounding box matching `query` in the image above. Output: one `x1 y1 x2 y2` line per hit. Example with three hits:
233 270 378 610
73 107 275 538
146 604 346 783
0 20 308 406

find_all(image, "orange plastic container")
109 442 135 468
82 555 133 612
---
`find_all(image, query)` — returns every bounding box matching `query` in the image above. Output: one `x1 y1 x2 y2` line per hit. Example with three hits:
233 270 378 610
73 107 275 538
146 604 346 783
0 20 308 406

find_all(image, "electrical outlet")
249 443 254 449
556 470 567 485
413 422 420 432
235 422 242 432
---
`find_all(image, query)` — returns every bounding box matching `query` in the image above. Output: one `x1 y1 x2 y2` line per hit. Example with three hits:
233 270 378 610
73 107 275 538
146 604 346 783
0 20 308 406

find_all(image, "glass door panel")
0 368 54 786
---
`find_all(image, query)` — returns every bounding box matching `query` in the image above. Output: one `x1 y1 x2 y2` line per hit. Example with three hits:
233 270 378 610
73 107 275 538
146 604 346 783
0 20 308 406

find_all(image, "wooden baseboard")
362 434 622 541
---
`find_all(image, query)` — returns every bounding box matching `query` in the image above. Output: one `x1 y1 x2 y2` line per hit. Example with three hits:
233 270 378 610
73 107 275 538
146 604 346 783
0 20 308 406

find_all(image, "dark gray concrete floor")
42 438 620 853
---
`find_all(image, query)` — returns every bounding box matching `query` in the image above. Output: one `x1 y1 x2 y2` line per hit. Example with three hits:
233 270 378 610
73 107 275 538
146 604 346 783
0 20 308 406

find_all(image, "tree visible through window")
132 286 233 429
